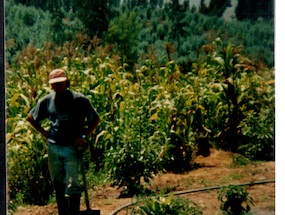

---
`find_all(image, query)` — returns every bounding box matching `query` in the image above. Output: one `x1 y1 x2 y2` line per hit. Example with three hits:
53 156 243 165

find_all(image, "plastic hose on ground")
109 179 275 215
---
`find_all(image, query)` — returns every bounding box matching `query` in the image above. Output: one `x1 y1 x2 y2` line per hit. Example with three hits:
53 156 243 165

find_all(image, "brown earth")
15 149 275 215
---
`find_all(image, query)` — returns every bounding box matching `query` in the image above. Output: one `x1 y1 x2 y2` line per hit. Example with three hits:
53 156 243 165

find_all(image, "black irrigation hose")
109 179 275 215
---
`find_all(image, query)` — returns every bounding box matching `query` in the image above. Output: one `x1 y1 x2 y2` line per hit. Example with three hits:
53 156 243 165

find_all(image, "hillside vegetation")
5 0 274 67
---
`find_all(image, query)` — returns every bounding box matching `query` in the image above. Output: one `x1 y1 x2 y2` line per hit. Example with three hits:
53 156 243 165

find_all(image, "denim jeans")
48 143 82 197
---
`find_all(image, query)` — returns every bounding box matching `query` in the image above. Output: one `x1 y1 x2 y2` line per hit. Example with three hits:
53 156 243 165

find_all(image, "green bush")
218 185 254 215
132 193 202 215
237 70 275 160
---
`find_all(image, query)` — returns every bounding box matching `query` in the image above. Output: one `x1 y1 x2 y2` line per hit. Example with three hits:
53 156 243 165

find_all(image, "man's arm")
26 113 49 138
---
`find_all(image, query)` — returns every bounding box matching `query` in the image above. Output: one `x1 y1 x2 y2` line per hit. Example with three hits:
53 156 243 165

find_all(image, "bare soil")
15 149 275 215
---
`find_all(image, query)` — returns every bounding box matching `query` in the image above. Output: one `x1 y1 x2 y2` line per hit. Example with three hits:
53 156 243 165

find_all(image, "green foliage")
73 0 113 37
83 161 110 189
232 154 251 166
132 193 202 215
10 0 115 37
202 39 274 158
6 0 274 209
236 69 274 160
6 1 274 67
90 60 198 194
134 5 274 67
238 103 274 160
218 185 254 215
6 65 53 206
7 119 53 205
235 0 274 21
106 10 142 67
103 87 169 195
6 37 274 205
5 3 53 62
5 2 84 64
8 199 18 215
200 0 231 17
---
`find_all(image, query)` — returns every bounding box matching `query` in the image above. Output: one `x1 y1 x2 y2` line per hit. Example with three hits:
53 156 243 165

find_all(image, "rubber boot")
68 194 81 215
55 188 69 215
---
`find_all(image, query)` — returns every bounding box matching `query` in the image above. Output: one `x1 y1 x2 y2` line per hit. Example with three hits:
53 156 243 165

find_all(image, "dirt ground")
15 149 275 215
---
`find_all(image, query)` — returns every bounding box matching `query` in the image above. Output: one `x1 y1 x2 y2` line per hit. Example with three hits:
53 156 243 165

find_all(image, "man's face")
51 81 67 93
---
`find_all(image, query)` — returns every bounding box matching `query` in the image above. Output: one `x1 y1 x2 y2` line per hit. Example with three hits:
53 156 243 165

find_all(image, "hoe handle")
81 159 91 210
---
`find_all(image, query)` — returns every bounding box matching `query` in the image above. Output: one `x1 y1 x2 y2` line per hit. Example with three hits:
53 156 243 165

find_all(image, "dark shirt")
29 90 99 145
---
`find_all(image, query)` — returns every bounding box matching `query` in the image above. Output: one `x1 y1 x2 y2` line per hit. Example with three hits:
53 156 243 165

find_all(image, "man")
27 69 100 215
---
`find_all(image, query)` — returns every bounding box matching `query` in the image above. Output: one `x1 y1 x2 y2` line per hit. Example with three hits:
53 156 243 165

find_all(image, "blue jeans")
48 143 81 197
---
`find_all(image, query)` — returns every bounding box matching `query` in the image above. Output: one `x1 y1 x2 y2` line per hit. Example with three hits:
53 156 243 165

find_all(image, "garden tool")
79 157 100 215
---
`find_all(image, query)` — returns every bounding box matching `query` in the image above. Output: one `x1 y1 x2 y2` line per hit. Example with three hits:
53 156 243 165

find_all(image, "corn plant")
159 62 199 172
7 119 53 205
102 65 171 196
6 63 54 205
6 78 53 205
203 39 274 159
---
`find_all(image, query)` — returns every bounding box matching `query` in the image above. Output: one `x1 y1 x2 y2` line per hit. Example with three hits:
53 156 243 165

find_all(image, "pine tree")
106 11 141 67
200 0 231 17
236 0 274 21
73 0 113 37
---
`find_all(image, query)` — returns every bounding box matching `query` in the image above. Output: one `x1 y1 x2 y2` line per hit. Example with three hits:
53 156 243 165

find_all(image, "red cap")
49 69 67 84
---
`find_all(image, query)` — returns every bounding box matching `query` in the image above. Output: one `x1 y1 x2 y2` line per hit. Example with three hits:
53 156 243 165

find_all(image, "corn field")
6 38 274 205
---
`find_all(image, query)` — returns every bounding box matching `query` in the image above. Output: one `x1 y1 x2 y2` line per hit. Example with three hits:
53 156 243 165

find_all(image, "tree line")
6 0 274 69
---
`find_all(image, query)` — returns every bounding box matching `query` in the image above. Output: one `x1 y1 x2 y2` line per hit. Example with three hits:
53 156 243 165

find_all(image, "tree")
149 0 164 9
200 0 231 17
125 0 147 9
106 11 142 67
5 3 54 60
236 0 274 21
165 0 188 49
109 0 121 7
73 0 113 38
